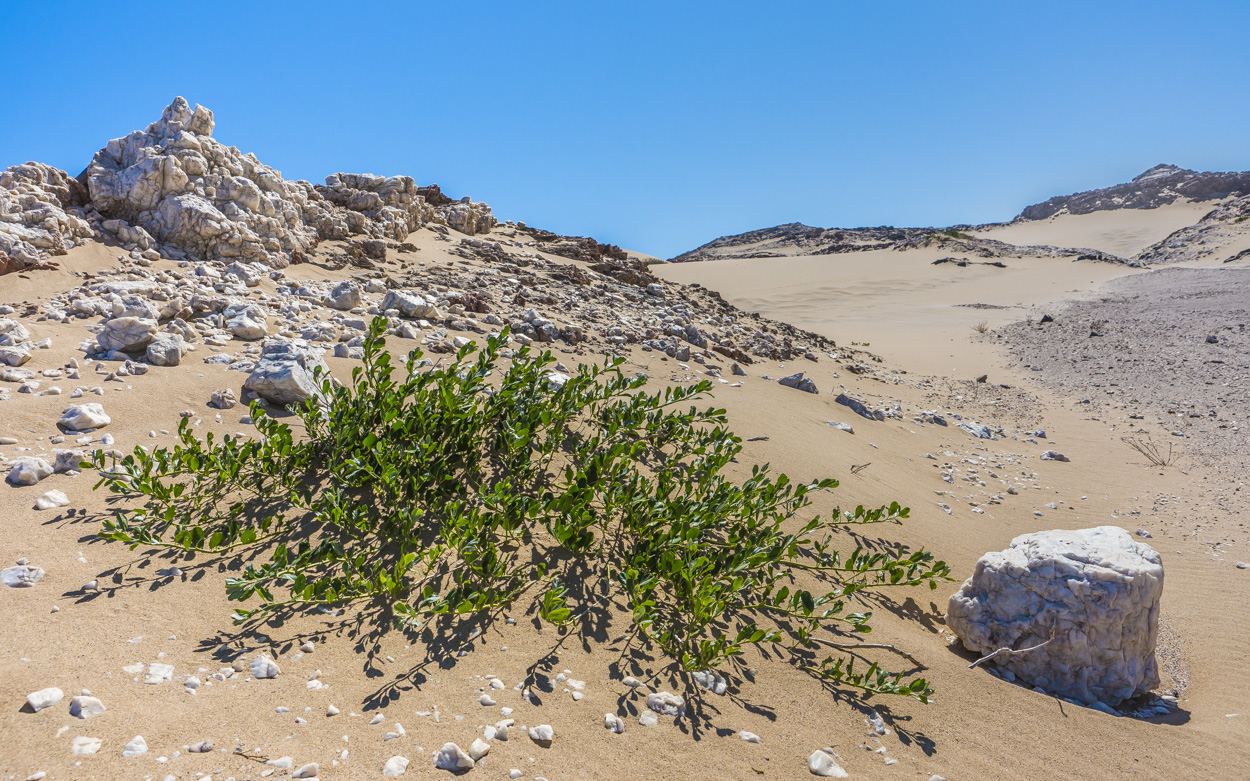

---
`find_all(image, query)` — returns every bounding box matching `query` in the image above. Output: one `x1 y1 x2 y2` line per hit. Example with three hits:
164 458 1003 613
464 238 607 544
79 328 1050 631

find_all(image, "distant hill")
672 164 1250 266
1016 164 1250 221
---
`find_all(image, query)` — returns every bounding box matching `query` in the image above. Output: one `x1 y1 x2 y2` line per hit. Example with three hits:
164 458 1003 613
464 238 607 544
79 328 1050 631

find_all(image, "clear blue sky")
3 1 1247 258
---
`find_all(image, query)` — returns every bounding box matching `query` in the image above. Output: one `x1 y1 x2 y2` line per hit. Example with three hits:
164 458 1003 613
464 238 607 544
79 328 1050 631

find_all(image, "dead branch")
968 630 1056 669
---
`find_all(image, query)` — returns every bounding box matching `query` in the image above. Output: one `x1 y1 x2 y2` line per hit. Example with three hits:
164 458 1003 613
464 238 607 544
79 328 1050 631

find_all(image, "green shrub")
88 317 950 700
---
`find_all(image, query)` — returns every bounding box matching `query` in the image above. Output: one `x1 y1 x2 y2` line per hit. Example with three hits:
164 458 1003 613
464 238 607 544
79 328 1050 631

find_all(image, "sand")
2 208 1249 780
970 200 1218 258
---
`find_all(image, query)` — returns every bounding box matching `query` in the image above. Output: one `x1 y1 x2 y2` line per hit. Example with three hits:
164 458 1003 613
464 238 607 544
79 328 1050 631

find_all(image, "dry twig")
810 637 928 670
968 629 1056 669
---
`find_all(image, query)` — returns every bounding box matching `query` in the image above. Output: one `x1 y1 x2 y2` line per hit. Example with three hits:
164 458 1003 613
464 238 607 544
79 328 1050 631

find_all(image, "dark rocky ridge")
1017 164 1250 221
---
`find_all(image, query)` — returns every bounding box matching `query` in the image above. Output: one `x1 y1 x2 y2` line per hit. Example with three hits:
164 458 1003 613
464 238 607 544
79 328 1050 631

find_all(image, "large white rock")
69 695 107 719
382 755 409 776
382 289 442 320
34 489 69 510
0 346 31 366
7 457 53 486
59 403 111 431
97 317 157 353
225 302 268 340
145 333 186 366
326 280 362 311
947 526 1163 707
807 750 849 778
249 655 281 679
243 339 329 406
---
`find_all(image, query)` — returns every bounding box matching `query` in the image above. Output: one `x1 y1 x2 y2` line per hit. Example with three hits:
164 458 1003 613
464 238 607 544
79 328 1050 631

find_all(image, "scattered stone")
646 691 685 717
209 388 237 409
72 736 102 755
122 735 148 757
7 457 53 486
468 737 491 761
69 695 106 719
604 713 625 733
292 762 319 778
1040 450 1069 462
25 687 63 712
250 655 281 679
433 742 475 771
3 564 46 587
58 403 111 432
638 711 659 727
34 489 69 510
528 724 554 744
740 730 761 743
186 740 213 753
835 392 882 421
383 755 410 776
947 526 1163 707
692 669 727 695
1135 528 1152 538
778 372 818 394
807 750 849 778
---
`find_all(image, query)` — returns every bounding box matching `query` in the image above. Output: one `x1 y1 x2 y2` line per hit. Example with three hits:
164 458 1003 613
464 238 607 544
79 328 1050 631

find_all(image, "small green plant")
88 318 949 700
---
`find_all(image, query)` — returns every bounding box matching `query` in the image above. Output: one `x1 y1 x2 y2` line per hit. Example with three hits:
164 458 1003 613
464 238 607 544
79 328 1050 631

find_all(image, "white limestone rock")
807 750 849 777
25 687 63 712
34 489 69 510
243 338 329 406
468 737 491 761
72 736 102 755
69 695 106 719
209 387 237 409
646 691 686 717
527 724 554 744
382 290 442 320
383 755 409 776
122 735 149 757
249 655 281 679
326 280 363 311
225 303 268 340
947 526 1164 707
7 457 52 486
3 564 45 587
433 742 475 771
97 317 157 353
58 403 111 431
0 347 31 367
145 333 186 366
0 162 95 265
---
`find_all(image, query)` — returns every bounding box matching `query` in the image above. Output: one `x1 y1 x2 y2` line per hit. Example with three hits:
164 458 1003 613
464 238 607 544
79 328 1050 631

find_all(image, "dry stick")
810 637 928 670
968 630 1056 670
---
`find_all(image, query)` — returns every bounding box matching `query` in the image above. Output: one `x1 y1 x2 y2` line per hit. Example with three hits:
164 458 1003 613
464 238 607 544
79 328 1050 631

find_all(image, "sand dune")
971 200 1218 258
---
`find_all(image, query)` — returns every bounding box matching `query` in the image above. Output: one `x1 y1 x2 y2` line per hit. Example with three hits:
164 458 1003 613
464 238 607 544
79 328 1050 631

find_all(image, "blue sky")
3 1 1248 258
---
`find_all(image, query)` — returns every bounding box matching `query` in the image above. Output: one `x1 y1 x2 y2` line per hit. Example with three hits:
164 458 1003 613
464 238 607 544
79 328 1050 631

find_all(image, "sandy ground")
2 213 1249 781
970 201 1217 258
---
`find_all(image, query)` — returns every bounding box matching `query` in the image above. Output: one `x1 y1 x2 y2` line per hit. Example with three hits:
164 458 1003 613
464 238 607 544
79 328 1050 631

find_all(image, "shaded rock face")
84 97 496 268
947 526 1163 707
1018 164 1250 221
0 162 96 267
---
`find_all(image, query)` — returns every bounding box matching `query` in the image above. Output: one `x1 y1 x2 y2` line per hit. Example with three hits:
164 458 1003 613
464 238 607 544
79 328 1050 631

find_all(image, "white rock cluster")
0 162 95 266
85 97 495 267
947 526 1164 707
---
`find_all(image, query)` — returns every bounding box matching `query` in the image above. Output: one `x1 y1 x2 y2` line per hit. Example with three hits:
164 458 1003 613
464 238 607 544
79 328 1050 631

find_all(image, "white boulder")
382 290 442 320
243 339 329 406
58 403 111 431
249 655 281 679
0 347 31 366
7 457 53 486
947 526 1163 707
807 750 849 778
69 695 106 719
145 333 186 366
97 317 157 353
34 489 69 510
225 303 268 340
326 280 363 311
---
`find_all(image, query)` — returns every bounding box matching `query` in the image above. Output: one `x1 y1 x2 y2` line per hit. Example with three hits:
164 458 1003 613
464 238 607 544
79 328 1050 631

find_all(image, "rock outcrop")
0 162 95 269
1018 164 1250 221
947 526 1163 707
84 97 495 268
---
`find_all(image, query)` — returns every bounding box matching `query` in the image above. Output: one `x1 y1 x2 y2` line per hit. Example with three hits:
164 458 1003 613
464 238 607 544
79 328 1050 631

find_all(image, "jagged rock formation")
0 162 96 270
1017 164 1250 221
83 97 494 268
947 526 1163 709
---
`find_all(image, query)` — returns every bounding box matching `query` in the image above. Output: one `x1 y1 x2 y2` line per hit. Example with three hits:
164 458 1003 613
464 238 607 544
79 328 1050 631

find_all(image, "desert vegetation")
87 318 949 701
